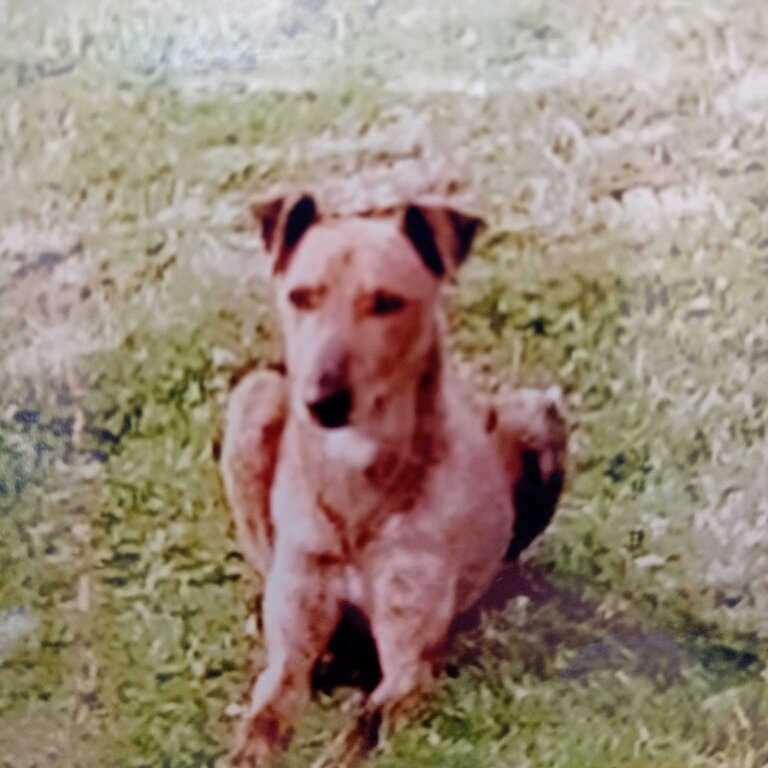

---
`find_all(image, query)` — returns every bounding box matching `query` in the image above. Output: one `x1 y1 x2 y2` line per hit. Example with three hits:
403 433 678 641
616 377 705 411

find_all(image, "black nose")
308 390 352 429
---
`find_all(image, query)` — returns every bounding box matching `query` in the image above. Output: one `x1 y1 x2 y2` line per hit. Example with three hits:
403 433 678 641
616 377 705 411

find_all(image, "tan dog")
221 192 567 766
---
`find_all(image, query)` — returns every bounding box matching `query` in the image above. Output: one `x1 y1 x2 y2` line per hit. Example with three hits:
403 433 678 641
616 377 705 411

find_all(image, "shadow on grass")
451 561 763 693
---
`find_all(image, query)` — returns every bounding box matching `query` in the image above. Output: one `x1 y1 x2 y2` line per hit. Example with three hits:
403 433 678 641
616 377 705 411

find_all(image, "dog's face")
253 194 481 444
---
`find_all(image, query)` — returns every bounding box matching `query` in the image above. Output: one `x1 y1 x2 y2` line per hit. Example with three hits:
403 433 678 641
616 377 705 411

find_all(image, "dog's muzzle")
308 389 353 429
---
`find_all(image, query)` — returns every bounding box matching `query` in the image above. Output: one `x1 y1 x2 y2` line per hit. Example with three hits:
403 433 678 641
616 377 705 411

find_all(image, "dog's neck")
292 342 446 522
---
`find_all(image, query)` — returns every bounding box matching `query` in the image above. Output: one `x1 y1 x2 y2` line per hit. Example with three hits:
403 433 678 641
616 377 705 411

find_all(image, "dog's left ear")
401 203 483 278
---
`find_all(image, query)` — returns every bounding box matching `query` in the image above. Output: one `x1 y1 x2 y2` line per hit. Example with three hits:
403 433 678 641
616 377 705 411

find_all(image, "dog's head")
251 192 481 441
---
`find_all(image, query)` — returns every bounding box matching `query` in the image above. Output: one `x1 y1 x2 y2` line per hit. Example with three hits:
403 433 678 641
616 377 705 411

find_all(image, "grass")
1 0 768 765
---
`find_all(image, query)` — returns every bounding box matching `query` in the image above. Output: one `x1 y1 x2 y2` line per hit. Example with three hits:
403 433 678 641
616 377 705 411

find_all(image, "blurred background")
1 1 767 765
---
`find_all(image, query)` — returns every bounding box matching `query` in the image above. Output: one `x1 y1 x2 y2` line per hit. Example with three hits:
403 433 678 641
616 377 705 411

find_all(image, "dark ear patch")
402 204 445 278
274 195 317 273
449 209 481 266
281 195 316 254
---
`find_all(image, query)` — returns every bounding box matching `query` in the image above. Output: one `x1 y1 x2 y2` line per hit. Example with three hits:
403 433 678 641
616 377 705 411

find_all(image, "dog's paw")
523 386 567 484
231 714 281 768
490 387 566 477
231 740 272 768
310 703 382 768
488 387 567 560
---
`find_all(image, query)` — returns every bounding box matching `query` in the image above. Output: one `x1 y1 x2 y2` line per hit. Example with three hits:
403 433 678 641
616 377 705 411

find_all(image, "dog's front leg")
312 548 455 768
357 548 456 752
221 368 287 576
367 557 455 719
234 553 342 767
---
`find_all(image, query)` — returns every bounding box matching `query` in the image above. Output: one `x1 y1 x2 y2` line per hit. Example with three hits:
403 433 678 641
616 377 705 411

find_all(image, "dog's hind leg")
487 387 568 560
221 368 287 577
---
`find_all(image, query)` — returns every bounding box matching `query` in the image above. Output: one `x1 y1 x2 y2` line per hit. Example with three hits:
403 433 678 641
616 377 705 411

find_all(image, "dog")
220 191 567 766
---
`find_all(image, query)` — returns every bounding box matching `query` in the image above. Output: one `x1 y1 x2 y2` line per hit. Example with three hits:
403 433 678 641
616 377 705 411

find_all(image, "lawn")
1 1 767 766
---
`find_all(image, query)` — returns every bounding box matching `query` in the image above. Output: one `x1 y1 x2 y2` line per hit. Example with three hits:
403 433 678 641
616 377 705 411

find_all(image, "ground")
1 1 767 766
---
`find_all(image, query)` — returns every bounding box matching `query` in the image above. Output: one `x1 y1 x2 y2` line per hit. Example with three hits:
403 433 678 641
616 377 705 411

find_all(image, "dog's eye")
288 286 324 310
369 291 406 316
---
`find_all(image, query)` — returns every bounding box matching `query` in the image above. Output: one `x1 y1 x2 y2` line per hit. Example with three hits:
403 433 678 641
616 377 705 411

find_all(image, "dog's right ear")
250 193 318 274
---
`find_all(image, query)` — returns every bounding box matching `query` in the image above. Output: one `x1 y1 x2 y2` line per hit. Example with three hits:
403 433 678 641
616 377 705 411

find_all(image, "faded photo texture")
1 1 767 766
